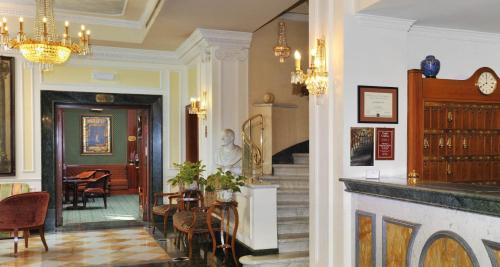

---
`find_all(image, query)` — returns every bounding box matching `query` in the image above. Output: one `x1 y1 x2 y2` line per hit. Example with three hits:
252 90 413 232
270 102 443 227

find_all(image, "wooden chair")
0 192 50 255
93 169 111 196
82 174 110 209
172 190 219 258
151 192 181 238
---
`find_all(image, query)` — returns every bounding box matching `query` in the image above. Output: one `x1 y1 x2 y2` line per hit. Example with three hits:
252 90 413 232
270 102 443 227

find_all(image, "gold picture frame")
0 57 15 175
81 115 112 155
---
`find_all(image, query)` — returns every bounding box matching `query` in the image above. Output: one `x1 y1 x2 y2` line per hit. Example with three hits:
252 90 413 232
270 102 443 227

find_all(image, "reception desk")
340 178 500 267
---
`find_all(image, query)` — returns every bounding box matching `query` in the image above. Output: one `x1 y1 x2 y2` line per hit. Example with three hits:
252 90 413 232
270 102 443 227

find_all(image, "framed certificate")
358 86 398 123
376 128 395 160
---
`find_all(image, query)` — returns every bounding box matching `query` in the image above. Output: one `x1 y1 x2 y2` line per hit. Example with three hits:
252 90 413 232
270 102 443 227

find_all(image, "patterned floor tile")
0 227 171 267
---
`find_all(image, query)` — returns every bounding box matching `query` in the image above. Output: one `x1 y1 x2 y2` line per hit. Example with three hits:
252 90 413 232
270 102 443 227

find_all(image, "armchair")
151 191 181 238
0 192 50 255
82 174 110 208
172 190 220 258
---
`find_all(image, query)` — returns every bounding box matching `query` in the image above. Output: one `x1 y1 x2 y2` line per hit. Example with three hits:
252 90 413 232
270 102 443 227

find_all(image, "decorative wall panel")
356 211 375 267
483 240 500 267
383 217 420 267
420 231 478 267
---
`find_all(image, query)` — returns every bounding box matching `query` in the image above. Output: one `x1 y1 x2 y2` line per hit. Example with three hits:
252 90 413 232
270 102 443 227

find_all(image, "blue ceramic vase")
420 55 440 78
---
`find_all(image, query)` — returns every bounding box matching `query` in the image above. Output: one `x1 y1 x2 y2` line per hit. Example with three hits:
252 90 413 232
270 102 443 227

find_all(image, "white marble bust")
215 129 242 175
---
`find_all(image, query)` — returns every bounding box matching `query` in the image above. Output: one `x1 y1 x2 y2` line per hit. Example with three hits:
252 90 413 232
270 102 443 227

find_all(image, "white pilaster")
309 0 346 266
177 28 252 172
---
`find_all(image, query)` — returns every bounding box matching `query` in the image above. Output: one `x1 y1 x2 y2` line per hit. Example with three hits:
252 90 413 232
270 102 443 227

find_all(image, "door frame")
41 91 163 230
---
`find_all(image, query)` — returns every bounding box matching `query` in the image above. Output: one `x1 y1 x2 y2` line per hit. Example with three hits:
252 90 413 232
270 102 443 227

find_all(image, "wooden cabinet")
408 68 500 183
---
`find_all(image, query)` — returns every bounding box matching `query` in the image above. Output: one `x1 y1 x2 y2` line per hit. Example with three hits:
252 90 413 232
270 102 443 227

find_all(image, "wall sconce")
188 91 207 119
291 39 328 96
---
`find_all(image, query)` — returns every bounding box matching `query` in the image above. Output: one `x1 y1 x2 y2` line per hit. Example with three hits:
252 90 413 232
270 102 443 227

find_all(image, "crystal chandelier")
0 0 91 71
291 39 328 96
273 21 290 63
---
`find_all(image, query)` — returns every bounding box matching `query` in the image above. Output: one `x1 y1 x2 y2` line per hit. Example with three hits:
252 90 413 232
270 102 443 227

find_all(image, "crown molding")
355 14 416 31
0 0 160 30
79 46 180 65
409 25 500 44
176 28 252 64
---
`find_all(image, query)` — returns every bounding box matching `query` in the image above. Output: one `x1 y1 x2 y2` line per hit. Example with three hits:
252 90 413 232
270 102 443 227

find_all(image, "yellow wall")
43 65 162 89
169 71 181 167
249 19 309 154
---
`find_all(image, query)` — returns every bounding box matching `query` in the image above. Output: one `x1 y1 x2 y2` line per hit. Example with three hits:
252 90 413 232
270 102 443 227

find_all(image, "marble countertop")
340 178 500 217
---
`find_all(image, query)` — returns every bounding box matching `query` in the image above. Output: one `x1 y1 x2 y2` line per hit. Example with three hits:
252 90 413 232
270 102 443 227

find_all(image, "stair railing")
241 114 264 180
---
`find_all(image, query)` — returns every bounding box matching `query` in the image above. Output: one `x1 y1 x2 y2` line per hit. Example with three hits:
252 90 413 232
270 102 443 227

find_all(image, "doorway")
41 91 163 230
185 105 199 162
55 105 150 226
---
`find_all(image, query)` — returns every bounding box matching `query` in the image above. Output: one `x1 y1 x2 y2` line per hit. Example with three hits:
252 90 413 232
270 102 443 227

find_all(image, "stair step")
292 153 309 165
260 178 308 189
278 205 309 217
261 175 309 180
278 233 309 253
240 251 309 267
278 217 309 235
278 201 308 208
273 164 309 176
278 191 308 202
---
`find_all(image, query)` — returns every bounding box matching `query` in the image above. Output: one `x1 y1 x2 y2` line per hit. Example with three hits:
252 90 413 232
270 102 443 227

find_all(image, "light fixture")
291 39 328 96
273 21 291 63
188 91 207 119
0 0 91 71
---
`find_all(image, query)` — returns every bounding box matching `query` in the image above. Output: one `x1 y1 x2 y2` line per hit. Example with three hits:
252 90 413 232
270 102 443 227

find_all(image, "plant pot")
216 190 233 202
187 181 198 191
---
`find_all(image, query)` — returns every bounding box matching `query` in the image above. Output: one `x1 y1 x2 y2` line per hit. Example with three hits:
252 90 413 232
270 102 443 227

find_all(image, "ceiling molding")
281 13 309 22
86 45 180 65
355 14 416 31
0 0 160 30
409 25 500 44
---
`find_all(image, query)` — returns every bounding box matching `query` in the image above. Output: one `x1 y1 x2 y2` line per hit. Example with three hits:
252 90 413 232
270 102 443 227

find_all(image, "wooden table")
63 171 96 208
207 200 239 265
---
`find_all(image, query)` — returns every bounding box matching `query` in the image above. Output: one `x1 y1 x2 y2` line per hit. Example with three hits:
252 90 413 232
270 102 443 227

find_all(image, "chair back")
0 192 50 229
86 174 110 190
178 190 204 211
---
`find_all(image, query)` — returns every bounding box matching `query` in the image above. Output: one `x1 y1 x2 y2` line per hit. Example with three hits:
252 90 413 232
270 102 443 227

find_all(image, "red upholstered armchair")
0 192 50 255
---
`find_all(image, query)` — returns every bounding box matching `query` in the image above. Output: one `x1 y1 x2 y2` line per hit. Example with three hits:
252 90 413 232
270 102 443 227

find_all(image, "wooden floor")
63 195 141 225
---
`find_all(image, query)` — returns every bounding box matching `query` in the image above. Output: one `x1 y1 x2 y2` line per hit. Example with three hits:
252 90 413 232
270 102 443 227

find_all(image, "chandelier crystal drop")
0 0 91 71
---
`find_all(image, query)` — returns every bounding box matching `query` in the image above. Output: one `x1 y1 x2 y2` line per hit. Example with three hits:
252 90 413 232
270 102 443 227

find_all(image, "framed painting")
81 115 112 155
358 86 398 123
0 57 15 176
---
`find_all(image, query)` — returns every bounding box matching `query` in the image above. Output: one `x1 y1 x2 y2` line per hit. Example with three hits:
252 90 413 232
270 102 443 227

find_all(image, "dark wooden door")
185 105 199 162
55 107 64 226
136 109 150 221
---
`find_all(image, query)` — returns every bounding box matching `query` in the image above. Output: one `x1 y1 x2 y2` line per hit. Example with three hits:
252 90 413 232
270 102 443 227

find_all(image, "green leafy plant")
168 161 206 188
203 168 246 192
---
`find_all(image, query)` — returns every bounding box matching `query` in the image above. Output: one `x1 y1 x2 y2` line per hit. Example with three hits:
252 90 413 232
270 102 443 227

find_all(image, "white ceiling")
358 0 500 34
0 0 301 51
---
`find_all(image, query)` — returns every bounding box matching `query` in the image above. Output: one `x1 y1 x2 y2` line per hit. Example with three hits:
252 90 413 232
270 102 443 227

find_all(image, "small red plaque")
376 128 395 160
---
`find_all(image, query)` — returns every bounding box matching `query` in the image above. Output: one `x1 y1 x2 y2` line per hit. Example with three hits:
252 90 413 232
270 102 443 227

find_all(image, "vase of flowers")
203 169 246 202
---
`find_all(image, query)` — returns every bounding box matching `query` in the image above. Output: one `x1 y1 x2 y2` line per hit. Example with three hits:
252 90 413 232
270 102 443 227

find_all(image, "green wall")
63 109 127 165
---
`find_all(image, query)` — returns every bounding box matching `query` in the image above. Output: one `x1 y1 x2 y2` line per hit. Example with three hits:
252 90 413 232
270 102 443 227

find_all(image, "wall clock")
476 71 497 95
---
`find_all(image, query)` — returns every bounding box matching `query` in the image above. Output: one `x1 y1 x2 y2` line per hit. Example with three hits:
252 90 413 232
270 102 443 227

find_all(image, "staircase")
242 153 309 266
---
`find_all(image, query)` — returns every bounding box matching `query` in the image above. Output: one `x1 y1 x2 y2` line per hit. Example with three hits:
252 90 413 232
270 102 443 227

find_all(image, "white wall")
309 0 500 266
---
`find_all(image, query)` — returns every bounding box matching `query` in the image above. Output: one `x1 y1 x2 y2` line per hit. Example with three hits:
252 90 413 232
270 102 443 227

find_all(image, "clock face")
477 72 497 95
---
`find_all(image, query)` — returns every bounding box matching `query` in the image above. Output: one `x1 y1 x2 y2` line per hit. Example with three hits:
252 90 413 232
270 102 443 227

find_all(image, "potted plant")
168 161 206 191
203 169 246 202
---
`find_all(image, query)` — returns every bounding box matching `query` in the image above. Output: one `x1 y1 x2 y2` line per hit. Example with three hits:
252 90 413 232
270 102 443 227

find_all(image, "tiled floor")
63 195 141 225
0 228 172 267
